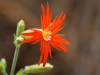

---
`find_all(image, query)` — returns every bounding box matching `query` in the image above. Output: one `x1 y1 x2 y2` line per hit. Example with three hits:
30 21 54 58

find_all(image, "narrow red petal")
41 3 46 30
47 41 52 58
22 38 33 43
51 37 68 52
31 38 41 44
43 41 49 67
46 2 51 27
50 41 62 51
58 37 70 45
40 40 44 52
52 34 70 45
50 13 66 33
38 41 45 65
38 53 43 65
41 2 52 30
52 14 66 33
49 15 58 30
52 26 64 34
57 43 68 52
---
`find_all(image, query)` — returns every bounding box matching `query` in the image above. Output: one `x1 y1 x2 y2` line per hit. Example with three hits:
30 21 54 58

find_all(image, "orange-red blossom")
21 2 70 67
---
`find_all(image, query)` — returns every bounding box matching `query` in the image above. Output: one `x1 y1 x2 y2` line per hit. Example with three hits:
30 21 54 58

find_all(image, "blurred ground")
0 0 100 75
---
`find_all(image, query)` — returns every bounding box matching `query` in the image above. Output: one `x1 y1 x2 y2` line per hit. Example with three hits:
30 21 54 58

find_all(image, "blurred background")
0 0 100 75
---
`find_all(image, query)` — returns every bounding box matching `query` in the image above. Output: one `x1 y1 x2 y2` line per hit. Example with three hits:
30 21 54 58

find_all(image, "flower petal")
22 38 33 43
41 3 46 30
52 34 70 45
46 2 52 27
38 41 45 65
41 2 52 30
50 12 66 34
51 39 67 52
43 41 49 67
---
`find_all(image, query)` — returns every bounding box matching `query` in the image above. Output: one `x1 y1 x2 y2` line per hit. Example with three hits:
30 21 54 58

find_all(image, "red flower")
22 2 70 67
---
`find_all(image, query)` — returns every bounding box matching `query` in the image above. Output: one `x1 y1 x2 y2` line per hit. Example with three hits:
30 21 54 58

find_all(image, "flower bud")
0 63 4 72
16 20 25 37
25 63 53 74
0 58 7 73
1 58 6 69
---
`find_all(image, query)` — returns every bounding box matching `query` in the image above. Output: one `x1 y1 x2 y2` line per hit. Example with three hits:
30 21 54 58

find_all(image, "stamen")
42 30 52 41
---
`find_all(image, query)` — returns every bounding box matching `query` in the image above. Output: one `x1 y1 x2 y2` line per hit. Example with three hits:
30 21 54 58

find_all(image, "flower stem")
10 46 20 75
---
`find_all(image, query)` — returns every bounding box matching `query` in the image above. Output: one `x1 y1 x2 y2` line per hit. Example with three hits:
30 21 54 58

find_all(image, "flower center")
42 30 51 41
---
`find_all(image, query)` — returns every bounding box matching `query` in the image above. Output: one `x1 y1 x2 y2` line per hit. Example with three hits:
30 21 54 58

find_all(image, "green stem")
10 46 20 75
